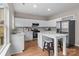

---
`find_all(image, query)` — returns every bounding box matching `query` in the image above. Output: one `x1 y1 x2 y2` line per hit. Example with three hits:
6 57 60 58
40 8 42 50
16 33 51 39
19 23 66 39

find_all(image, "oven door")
33 32 37 38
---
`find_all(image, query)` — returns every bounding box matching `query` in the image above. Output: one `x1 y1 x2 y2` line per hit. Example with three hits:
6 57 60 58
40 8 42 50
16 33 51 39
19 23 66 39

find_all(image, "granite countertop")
39 31 56 34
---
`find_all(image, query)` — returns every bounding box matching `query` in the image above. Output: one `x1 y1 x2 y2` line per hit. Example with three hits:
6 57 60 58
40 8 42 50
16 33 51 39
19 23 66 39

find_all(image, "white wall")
49 8 79 46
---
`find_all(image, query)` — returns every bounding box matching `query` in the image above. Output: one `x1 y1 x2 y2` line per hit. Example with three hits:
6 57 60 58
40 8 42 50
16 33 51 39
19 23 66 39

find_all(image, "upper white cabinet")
15 17 62 27
62 21 69 29
56 21 61 29
38 21 49 27
48 18 62 27
15 18 32 27
15 18 49 27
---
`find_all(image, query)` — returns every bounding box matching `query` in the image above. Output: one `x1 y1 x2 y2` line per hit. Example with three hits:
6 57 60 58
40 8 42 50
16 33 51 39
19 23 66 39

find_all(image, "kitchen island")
38 31 67 56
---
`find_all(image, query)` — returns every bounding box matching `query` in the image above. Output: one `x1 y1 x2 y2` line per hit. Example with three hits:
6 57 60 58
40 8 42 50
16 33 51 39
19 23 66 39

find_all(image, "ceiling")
13 3 79 17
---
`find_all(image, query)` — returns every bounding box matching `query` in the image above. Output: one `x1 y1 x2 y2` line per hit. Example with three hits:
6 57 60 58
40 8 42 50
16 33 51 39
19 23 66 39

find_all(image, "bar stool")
43 37 62 56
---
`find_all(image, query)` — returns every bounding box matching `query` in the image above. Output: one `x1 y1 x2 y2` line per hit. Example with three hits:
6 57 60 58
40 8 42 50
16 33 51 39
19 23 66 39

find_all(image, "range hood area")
32 23 39 27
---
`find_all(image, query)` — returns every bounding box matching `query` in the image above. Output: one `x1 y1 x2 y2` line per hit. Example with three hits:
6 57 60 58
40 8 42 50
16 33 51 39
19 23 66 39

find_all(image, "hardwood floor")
12 40 79 56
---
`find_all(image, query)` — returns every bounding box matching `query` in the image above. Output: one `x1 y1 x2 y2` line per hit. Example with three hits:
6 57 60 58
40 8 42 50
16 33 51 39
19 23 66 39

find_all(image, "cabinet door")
39 21 48 27
11 34 24 54
62 21 69 29
42 21 49 27
25 31 33 41
15 18 32 27
56 22 61 29
49 18 61 27
62 21 69 32
38 33 43 49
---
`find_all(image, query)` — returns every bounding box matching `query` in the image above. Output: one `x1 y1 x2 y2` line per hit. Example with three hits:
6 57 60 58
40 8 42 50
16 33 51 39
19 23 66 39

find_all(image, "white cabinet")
38 21 50 27
48 18 61 27
11 33 24 54
43 21 50 27
39 21 46 27
25 31 33 41
15 18 32 27
38 33 43 49
56 22 61 29
62 21 69 29
15 17 62 27
15 18 49 27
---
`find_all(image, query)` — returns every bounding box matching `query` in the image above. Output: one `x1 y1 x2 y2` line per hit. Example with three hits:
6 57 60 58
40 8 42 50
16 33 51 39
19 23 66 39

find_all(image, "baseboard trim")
75 44 79 47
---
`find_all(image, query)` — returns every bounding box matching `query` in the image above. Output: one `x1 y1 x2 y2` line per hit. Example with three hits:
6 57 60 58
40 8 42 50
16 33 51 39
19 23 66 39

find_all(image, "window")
0 7 4 48
0 3 9 53
0 3 11 55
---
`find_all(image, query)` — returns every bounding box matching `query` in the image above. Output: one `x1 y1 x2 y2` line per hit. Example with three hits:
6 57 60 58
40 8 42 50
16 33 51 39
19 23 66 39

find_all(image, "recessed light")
33 4 37 8
48 8 51 11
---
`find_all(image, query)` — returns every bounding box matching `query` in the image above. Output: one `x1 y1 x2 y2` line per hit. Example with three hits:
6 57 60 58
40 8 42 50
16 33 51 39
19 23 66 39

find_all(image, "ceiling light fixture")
33 4 37 8
48 8 51 11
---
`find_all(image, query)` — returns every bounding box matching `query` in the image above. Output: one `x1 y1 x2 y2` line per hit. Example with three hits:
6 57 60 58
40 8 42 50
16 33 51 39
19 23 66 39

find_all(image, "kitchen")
0 3 79 56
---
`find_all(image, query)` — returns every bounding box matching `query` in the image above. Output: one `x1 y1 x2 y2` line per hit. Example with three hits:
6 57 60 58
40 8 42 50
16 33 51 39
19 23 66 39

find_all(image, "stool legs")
47 43 50 56
43 40 62 56
51 42 54 53
58 41 62 51
43 42 46 51
43 41 54 56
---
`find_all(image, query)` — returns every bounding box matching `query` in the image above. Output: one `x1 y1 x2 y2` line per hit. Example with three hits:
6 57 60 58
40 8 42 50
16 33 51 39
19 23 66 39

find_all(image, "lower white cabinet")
11 33 24 54
38 33 43 49
24 31 33 41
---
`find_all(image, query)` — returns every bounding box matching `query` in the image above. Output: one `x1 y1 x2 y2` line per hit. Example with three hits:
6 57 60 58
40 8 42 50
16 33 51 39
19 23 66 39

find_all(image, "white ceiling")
13 3 79 17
